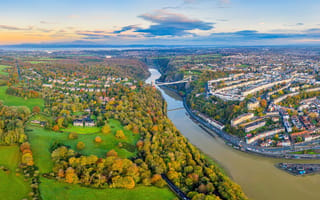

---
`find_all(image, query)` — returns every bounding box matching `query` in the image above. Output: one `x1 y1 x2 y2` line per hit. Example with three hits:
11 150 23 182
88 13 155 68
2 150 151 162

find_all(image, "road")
161 174 190 200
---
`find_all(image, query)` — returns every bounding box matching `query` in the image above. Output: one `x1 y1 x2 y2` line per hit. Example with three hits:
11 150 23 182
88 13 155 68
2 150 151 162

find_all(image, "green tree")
76 141 85 150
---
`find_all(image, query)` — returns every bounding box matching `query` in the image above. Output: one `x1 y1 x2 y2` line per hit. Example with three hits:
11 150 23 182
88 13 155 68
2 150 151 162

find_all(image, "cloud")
184 0 230 4
203 29 320 44
76 31 109 39
113 25 138 34
37 28 53 33
68 15 80 19
135 10 214 36
40 21 57 25
284 22 304 27
305 28 320 33
0 25 33 31
209 30 297 41
216 19 228 22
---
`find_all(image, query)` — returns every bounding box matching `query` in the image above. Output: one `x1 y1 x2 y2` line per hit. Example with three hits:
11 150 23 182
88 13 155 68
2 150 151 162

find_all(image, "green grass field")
0 65 11 76
0 86 44 110
289 149 320 155
0 146 31 200
29 113 51 121
61 126 101 134
37 57 59 60
237 64 250 68
40 178 175 200
28 61 50 64
72 111 84 116
27 119 140 173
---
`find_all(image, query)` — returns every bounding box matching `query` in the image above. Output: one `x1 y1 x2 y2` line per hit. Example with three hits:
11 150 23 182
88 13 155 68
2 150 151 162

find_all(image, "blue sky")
0 0 320 45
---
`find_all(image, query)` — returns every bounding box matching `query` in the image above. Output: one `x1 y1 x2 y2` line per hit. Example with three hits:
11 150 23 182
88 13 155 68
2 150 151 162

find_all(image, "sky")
1 0 320 45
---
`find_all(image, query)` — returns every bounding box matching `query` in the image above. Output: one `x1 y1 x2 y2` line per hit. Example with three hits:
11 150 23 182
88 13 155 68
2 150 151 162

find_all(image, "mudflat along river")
146 68 320 200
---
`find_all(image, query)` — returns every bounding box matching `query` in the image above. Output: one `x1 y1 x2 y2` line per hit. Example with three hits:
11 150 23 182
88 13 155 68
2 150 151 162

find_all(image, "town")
150 47 320 157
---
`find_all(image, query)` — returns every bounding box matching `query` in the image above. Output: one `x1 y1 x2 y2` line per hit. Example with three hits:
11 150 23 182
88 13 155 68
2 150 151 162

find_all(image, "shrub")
94 136 102 143
106 149 118 157
101 124 111 134
52 125 59 132
115 130 125 139
76 141 85 150
68 132 78 140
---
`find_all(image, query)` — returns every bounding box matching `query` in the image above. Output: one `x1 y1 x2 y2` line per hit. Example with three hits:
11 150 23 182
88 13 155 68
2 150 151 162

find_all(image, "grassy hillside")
0 65 11 76
40 178 176 200
0 146 31 200
0 86 44 110
27 119 140 173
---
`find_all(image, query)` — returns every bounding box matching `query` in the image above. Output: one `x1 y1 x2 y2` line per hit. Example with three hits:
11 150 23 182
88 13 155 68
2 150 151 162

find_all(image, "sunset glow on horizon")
1 0 320 45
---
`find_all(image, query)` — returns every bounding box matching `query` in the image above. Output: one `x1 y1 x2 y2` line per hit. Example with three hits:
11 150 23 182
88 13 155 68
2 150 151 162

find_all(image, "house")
84 119 95 127
231 113 254 127
31 120 41 124
277 140 291 147
40 121 47 127
271 116 280 122
42 84 53 88
246 128 285 144
130 85 137 90
73 119 83 127
244 121 266 133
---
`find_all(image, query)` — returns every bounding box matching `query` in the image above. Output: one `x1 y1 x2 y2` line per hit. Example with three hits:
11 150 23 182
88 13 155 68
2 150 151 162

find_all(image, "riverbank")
183 95 320 159
149 68 320 200
158 84 320 159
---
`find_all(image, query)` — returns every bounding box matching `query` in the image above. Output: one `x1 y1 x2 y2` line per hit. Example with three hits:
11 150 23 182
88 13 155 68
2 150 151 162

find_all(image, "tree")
52 125 59 132
309 112 318 119
22 152 34 166
198 184 207 193
260 99 267 108
65 167 78 184
94 136 102 143
151 174 166 187
107 149 118 157
115 130 125 139
111 176 135 189
58 169 65 178
68 132 78 140
136 140 144 150
101 124 111 134
20 142 31 152
76 141 85 150
32 106 41 113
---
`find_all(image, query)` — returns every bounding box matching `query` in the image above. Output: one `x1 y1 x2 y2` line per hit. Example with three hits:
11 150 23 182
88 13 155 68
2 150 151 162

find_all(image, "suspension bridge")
155 77 192 86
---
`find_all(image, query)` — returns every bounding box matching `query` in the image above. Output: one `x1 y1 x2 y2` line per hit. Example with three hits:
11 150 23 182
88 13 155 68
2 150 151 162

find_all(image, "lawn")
0 65 11 76
29 113 51 121
72 111 84 116
183 70 202 75
0 86 44 110
0 146 31 200
237 64 250 68
40 178 175 200
27 61 50 64
289 149 320 155
27 119 140 173
61 126 101 134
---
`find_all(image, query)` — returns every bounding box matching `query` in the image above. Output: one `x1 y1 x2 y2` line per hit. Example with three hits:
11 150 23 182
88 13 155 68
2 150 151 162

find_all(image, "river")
146 68 320 200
